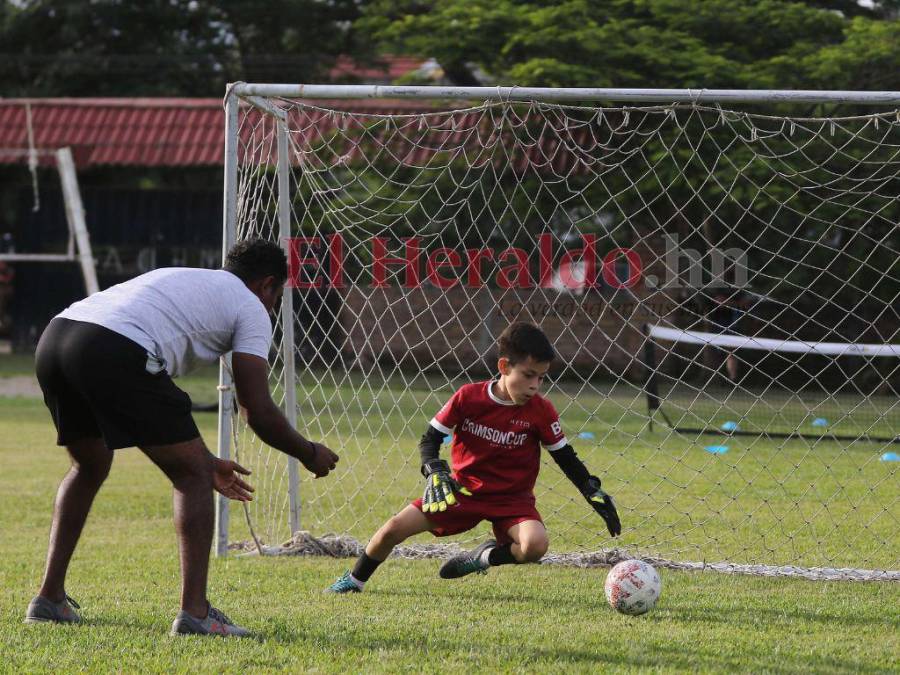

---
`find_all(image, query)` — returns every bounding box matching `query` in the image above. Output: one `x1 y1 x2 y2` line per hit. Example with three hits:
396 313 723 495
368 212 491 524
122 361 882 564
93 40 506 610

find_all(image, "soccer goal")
217 84 899 581
644 325 899 444
0 147 99 296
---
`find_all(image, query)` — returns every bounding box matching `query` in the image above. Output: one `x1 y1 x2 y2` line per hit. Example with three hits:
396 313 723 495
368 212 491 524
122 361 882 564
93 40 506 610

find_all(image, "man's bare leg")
726 353 739 382
141 438 215 619
38 437 113 603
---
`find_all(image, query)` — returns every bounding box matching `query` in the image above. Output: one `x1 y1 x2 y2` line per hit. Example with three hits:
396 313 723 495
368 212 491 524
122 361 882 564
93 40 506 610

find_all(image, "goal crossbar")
648 326 900 358
230 83 900 105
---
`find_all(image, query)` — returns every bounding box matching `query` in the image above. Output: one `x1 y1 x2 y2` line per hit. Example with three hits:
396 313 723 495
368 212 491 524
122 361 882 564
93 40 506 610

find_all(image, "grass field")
231 368 897 575
1 355 898 673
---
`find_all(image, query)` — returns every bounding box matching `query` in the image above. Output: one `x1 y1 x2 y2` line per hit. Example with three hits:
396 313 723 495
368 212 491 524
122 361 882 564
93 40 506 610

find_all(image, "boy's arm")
549 444 592 490
418 389 471 512
418 425 444 468
417 425 471 512
549 443 622 537
540 399 620 536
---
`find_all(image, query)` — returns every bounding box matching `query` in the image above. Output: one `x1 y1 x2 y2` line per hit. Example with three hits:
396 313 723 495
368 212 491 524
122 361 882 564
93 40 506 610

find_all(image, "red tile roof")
329 55 426 82
0 97 441 168
0 98 224 167
0 96 589 175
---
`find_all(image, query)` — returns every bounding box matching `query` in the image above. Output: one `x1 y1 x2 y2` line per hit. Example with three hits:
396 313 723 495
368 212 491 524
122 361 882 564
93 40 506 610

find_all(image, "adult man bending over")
25 239 338 637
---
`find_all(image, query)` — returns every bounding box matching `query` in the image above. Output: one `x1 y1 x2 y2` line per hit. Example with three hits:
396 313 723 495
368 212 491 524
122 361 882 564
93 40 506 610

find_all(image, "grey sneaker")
325 571 363 594
439 539 497 579
170 604 251 638
24 594 82 624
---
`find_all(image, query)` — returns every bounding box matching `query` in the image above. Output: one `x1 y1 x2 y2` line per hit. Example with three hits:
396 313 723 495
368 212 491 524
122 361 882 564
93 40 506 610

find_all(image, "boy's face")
498 356 551 405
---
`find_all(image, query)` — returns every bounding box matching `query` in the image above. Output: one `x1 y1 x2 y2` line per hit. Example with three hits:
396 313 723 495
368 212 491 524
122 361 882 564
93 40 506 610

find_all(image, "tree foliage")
0 0 362 96
353 1 900 312
3 1 898 96
360 0 900 91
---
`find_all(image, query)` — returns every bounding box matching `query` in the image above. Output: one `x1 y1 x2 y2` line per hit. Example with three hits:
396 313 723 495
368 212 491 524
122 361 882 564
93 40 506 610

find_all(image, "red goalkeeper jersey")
429 381 568 501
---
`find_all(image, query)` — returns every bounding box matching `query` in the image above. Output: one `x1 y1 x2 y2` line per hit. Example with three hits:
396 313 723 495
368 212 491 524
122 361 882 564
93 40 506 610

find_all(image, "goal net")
218 85 899 581
645 326 899 444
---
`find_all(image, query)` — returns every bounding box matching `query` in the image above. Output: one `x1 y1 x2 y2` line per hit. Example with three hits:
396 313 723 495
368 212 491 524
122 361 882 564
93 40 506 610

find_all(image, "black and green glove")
582 475 621 537
421 459 471 513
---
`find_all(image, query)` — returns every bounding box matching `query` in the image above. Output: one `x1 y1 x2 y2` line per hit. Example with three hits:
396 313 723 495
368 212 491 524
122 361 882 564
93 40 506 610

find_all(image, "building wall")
339 284 672 381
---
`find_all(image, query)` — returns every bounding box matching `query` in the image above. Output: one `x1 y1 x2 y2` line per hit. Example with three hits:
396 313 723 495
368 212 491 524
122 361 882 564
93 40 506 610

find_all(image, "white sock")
349 573 365 590
479 548 493 566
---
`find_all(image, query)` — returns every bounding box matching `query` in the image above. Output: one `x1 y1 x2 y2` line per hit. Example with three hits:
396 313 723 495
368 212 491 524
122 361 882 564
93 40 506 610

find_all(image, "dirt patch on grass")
0 376 41 398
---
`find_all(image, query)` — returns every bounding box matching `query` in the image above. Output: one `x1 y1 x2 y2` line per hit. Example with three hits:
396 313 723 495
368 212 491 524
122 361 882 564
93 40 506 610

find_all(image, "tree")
0 0 364 97
354 1 900 313
359 0 900 91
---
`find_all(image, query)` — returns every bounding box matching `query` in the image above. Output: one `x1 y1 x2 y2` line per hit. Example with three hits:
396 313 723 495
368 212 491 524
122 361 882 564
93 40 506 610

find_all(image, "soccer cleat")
325 571 362 594
170 604 251 638
439 539 497 579
24 594 82 624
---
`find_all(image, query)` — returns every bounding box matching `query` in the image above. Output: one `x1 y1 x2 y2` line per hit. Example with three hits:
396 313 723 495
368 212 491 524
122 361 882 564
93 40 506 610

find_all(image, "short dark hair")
497 321 555 365
223 239 288 285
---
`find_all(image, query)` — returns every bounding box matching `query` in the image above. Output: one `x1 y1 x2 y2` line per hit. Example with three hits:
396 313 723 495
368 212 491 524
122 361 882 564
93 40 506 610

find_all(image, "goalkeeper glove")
421 459 471 513
582 475 621 537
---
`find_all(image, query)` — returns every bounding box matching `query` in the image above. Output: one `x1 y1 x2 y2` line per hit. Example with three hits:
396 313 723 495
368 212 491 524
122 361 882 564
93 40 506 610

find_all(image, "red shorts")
411 494 543 545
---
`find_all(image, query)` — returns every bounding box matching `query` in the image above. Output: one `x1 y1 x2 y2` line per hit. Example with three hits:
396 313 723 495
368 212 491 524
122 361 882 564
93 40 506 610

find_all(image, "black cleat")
439 539 497 579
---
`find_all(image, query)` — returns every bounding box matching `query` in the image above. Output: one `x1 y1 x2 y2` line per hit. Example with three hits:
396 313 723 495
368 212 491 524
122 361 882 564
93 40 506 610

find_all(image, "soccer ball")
604 560 661 615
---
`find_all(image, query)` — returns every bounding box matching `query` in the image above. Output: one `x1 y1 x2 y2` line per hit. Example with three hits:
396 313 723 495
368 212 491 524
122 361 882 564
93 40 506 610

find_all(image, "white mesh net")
221 93 899 581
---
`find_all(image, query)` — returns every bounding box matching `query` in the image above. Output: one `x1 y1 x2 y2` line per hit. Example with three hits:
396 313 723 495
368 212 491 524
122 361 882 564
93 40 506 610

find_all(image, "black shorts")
35 318 200 449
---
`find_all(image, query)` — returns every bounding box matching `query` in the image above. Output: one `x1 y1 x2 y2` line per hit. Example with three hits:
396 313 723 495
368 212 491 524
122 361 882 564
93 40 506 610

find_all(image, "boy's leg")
366 504 433 559
439 515 548 578
328 505 433 592
501 519 549 564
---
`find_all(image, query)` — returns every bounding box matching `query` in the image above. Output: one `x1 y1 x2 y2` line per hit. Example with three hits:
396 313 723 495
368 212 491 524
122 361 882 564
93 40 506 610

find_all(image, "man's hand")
301 440 339 478
582 476 621 537
421 459 471 513
212 458 255 502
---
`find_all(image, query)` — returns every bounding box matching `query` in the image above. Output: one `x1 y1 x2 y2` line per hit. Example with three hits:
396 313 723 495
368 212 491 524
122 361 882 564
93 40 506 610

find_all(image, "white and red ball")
604 560 661 615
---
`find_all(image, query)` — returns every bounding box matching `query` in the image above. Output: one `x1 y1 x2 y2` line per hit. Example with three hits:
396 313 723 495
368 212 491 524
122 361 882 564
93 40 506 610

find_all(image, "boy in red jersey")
326 322 620 592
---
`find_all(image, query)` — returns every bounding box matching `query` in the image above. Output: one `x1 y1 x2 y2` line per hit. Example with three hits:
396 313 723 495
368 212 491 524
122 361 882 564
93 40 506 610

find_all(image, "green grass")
0 353 41 377
0 356 898 672
224 369 898 574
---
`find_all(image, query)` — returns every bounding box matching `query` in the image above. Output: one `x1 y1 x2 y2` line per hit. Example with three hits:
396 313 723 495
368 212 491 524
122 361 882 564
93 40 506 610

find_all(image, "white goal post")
217 84 899 581
0 147 99 296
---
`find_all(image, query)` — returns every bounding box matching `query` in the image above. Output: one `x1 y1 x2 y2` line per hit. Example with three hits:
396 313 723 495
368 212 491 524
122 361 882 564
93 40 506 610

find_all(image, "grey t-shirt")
58 268 272 377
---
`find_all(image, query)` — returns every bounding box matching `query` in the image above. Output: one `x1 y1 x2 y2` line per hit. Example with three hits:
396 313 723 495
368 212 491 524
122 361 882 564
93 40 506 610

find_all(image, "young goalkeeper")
326 321 621 593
